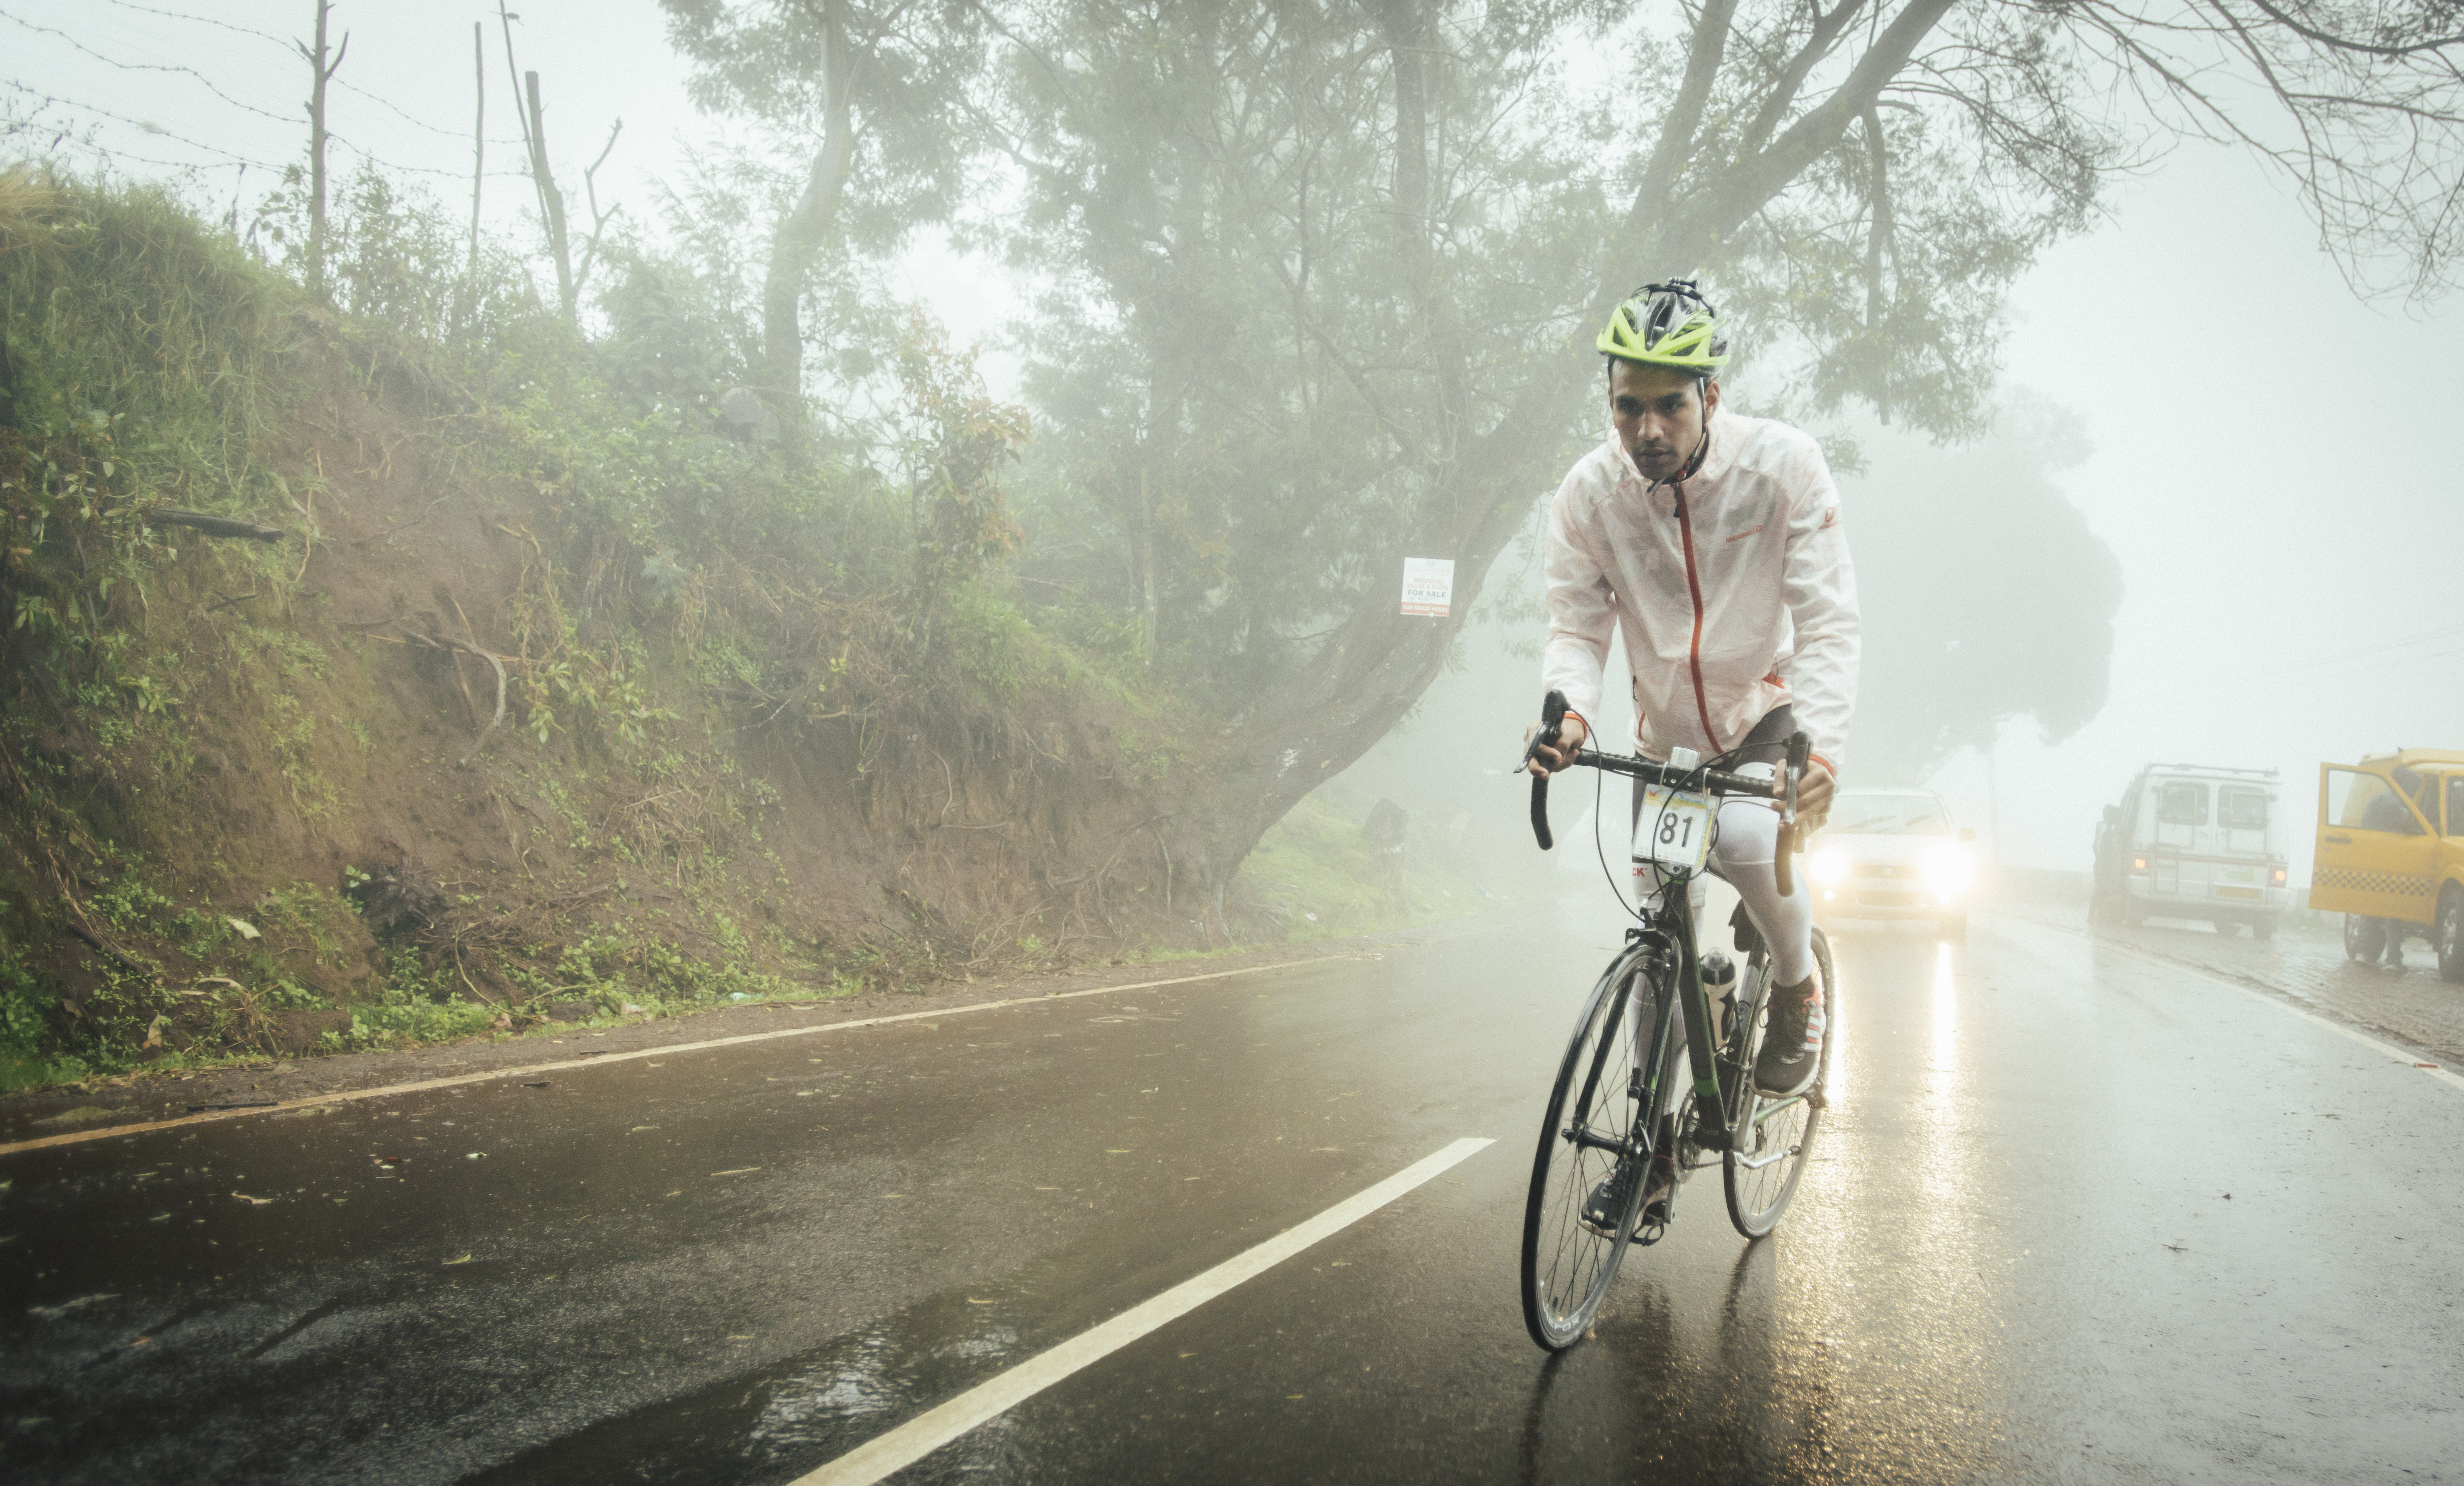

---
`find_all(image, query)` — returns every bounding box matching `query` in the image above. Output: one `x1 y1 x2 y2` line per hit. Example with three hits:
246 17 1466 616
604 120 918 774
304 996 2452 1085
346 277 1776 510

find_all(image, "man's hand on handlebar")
1523 712 1589 777
1797 759 1835 823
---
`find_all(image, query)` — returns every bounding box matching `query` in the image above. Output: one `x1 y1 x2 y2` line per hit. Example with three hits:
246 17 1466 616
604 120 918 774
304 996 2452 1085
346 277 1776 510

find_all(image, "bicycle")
1516 689 1838 1351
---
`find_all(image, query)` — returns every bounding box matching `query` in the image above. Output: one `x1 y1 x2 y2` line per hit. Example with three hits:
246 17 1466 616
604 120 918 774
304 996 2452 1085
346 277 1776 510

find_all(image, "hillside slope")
0 171 1226 1084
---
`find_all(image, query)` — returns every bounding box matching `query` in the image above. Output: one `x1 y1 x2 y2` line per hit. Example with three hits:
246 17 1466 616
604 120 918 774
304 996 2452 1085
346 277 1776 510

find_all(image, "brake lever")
1524 690 1569 851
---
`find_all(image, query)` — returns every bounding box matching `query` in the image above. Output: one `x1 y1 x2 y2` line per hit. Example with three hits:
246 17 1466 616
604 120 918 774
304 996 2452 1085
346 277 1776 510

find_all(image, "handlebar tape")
1528 689 1568 851
1775 729 1812 896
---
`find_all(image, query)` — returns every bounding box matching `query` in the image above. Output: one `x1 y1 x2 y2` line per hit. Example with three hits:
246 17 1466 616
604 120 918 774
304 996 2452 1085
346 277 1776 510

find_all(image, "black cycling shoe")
1580 1157 1673 1238
1753 973 1826 1096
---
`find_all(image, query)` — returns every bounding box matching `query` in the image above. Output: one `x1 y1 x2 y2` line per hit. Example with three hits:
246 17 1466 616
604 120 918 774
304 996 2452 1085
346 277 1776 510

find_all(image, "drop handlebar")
1522 688 1807 894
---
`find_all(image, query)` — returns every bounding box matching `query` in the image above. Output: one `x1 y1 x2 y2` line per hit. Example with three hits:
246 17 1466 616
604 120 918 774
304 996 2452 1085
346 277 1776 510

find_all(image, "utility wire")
3 77 535 183
0 9 295 124
93 0 528 144
2 79 280 168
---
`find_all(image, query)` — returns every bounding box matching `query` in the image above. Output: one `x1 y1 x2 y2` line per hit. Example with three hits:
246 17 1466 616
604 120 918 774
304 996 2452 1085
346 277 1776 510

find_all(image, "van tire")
2438 890 2462 985
2345 914 2385 962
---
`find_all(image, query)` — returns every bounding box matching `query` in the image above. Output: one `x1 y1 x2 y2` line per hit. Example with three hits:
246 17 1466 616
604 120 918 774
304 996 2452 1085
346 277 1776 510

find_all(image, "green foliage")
657 0 991 255
0 925 47 1058
1238 787 1498 941
896 312 1026 613
0 162 1164 1087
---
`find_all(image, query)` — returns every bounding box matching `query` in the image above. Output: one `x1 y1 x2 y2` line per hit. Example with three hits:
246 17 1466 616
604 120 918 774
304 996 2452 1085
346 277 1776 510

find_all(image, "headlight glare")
1922 846 1975 897
1810 850 1848 885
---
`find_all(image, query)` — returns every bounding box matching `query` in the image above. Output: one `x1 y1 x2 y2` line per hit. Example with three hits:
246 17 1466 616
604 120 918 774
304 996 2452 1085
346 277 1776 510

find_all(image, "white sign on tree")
1400 557 1454 617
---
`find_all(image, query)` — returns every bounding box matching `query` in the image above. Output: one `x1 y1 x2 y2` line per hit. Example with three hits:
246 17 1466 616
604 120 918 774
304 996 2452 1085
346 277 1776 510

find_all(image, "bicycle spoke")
1722 927 1833 1238
1520 950 1659 1349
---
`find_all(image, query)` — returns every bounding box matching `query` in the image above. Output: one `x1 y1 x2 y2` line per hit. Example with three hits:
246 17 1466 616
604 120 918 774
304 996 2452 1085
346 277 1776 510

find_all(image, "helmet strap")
1672 376 1713 484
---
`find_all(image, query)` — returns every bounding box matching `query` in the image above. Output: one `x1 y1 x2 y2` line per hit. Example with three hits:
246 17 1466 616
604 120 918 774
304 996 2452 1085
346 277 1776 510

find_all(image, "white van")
2089 764 2290 936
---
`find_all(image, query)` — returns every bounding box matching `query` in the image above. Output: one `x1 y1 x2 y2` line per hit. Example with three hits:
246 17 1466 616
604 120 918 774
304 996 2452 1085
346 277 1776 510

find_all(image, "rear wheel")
2438 891 2462 985
1725 927 1834 1239
1521 948 1662 1351
2345 914 2385 962
2253 915 2276 941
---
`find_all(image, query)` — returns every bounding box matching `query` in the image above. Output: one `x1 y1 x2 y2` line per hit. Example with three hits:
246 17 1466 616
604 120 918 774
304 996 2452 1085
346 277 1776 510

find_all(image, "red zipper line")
1672 482 1721 748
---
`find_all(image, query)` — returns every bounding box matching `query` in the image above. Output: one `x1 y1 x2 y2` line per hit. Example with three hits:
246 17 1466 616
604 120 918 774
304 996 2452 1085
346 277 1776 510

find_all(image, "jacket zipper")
1671 482 1721 749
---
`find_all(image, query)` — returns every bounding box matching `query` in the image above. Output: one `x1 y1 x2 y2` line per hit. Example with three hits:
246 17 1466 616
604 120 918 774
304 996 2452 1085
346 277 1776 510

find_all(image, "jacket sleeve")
1540 471 1617 732
1776 440 1859 778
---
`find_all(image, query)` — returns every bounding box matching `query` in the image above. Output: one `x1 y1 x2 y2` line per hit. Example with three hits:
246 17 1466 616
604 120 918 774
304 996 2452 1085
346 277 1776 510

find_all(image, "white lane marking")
0 954 1358 1160
788 1137 1496 1486
2010 914 2464 1095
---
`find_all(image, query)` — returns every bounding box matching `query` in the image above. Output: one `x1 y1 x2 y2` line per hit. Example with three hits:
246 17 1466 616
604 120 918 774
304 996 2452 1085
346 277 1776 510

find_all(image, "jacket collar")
1607 406 1737 492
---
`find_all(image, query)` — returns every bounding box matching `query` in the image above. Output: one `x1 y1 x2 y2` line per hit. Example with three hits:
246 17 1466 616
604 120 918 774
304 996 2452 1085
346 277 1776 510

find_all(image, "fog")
1363 139 2456 887
11 0 2454 890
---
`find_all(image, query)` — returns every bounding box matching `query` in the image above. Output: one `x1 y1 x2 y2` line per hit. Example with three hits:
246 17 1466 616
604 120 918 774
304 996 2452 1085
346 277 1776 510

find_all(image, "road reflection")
1530 924 2016 1483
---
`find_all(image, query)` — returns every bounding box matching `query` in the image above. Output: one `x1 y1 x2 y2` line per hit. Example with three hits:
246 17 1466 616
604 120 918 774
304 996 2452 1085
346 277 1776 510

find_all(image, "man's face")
1609 360 1720 483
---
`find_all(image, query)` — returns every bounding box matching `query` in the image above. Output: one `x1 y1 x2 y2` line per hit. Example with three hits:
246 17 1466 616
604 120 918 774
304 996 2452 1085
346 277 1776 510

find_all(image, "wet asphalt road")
5 900 2462 1484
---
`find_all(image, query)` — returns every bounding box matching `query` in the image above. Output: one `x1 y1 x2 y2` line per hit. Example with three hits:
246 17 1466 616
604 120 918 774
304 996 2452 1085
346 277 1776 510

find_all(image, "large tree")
990 0 2464 895
661 0 995 401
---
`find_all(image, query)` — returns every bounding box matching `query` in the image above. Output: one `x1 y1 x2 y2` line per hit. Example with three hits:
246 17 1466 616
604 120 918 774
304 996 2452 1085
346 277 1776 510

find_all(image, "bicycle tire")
1521 945 1662 1351
1723 925 1835 1239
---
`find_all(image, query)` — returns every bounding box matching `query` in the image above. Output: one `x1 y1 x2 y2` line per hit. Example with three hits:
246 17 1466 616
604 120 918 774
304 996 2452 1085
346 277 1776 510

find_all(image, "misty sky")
11 0 2455 879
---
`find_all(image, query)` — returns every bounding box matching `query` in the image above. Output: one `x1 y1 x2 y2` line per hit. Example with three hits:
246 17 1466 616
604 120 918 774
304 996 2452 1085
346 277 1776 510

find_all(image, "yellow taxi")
2311 748 2464 981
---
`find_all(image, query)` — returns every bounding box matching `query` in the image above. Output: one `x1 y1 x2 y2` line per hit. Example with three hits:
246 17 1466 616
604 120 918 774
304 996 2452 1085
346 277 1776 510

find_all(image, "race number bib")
1635 786 1715 872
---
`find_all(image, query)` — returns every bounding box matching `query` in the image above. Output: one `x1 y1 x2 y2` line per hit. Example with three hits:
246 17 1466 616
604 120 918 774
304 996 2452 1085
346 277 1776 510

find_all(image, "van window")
2157 782 2207 826
2219 788 2268 831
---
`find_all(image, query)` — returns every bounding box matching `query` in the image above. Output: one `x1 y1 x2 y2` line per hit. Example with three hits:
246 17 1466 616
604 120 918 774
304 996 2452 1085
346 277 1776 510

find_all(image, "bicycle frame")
1524 688 1814 1174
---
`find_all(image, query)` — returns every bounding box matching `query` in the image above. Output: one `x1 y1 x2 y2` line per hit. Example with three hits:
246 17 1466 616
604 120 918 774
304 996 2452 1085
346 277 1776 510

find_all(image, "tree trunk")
1135 466 1159 669
300 0 341 303
523 71 577 321
469 23 485 289
760 0 859 403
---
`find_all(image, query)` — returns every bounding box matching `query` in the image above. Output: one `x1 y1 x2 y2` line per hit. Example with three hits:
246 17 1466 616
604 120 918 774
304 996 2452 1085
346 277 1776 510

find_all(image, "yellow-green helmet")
1597 279 1729 372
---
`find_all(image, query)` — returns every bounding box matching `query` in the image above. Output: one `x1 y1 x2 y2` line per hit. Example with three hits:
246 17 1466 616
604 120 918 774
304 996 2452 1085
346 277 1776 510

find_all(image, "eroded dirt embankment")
0 174 1232 1085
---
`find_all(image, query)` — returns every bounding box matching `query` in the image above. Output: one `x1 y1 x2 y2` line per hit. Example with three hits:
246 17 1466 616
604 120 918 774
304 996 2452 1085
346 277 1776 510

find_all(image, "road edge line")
787 1137 1496 1486
0 953 1360 1160
2008 913 2464 1095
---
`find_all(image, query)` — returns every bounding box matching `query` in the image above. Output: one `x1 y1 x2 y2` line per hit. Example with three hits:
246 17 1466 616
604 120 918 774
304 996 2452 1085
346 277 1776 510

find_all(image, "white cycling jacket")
1541 409 1859 778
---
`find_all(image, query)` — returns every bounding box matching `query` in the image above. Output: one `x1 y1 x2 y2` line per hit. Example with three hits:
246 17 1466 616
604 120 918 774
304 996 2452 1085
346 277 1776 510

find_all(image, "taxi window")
2218 788 2268 830
2329 769 2423 836
2448 776 2462 836
2157 782 2207 826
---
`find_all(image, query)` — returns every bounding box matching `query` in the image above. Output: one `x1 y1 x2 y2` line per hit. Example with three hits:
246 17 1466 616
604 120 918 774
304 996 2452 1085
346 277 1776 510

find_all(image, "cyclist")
1525 280 1858 1217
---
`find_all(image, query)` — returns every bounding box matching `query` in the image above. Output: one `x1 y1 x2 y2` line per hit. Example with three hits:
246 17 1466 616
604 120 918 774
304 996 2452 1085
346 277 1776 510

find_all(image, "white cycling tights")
1631 771 1818 988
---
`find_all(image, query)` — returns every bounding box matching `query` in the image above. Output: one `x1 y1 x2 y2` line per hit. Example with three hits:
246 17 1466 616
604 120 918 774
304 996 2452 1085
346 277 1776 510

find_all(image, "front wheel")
1725 927 1835 1239
2345 914 2385 962
1521 948 1660 1351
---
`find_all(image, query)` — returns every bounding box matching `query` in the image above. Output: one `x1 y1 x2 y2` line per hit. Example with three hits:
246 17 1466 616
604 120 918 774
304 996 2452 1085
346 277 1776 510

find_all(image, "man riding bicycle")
1525 281 1858 1196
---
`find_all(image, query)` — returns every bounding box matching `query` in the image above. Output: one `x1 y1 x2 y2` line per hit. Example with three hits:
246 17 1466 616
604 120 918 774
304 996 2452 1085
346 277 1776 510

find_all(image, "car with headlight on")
1805 789 1978 939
